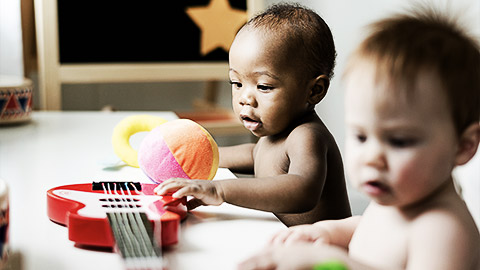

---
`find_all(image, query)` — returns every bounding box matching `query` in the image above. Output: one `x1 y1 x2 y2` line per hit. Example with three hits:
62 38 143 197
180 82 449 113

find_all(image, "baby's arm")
239 211 480 270
155 174 313 211
215 126 333 213
219 143 255 174
271 216 361 248
237 242 384 270
156 126 333 213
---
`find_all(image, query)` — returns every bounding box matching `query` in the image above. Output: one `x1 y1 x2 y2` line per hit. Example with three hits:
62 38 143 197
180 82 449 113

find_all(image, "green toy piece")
313 260 348 270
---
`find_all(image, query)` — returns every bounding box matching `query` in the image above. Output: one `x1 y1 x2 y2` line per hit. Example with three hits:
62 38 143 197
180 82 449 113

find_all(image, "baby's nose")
239 88 257 107
364 141 387 169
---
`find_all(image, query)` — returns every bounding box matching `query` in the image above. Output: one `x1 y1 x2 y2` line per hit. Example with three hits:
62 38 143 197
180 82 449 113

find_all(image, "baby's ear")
308 75 329 105
455 122 480 166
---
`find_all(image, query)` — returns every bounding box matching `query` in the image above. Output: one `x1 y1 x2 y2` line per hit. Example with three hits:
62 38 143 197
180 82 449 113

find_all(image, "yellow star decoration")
186 0 247 55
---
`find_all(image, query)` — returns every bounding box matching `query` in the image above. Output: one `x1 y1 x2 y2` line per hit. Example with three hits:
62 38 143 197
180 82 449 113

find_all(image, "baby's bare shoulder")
287 120 334 145
408 203 480 268
411 203 479 238
282 121 344 174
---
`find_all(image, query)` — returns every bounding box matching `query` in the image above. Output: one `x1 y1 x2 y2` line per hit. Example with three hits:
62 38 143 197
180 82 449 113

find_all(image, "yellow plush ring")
112 115 167 167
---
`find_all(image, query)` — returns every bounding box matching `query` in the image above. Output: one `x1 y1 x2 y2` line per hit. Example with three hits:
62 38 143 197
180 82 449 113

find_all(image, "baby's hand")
154 178 224 210
237 243 345 270
270 224 331 246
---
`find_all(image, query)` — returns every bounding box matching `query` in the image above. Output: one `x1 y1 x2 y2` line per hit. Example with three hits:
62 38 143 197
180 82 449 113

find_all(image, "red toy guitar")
47 181 187 269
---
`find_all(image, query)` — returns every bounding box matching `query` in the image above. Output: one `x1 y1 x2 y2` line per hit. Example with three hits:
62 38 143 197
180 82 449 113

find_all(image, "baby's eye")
388 137 417 148
257 84 274 91
229 81 242 89
356 134 367 143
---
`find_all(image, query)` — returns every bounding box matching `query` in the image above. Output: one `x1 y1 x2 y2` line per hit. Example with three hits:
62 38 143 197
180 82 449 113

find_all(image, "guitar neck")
107 211 163 269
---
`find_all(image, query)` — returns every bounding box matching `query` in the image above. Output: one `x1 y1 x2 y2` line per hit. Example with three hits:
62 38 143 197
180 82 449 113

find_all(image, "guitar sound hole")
99 198 140 202
101 204 142 208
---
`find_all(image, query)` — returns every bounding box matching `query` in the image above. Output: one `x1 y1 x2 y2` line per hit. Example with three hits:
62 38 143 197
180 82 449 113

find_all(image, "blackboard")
57 1 247 63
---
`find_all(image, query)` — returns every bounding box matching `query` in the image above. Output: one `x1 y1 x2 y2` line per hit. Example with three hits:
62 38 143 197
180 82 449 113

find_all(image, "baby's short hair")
244 3 336 81
346 7 480 135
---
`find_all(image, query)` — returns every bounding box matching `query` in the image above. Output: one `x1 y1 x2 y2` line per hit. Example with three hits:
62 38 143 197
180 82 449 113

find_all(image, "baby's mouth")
363 180 390 196
241 115 262 131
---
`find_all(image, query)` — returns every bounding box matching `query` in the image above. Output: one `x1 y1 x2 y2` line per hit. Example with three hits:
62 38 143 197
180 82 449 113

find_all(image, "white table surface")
0 111 285 270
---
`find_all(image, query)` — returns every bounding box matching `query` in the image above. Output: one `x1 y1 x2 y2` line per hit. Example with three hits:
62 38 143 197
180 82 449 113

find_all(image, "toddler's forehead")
240 26 290 51
346 61 450 118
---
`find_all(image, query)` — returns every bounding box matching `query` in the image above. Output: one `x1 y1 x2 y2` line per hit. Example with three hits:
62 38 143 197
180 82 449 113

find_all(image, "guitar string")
122 184 163 270
132 183 162 257
101 183 130 257
115 186 148 259
101 182 163 269
131 183 163 258
103 183 133 258
119 185 156 260
111 183 145 259
123 183 159 258
104 183 137 259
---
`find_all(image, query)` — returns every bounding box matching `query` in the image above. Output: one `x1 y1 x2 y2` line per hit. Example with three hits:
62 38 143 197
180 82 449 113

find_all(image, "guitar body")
47 182 187 248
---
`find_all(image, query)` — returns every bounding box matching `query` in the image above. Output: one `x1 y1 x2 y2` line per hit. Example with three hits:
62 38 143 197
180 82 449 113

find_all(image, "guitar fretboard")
101 182 164 270
107 211 163 269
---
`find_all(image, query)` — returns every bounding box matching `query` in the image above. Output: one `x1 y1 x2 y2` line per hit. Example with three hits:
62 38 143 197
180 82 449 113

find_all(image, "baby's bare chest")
349 214 408 269
253 140 289 177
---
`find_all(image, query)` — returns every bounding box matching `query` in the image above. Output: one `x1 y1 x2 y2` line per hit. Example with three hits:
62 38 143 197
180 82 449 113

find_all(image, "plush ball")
138 119 219 183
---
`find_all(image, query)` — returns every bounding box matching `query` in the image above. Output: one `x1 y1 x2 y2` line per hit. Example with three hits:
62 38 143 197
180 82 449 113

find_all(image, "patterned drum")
0 75 33 124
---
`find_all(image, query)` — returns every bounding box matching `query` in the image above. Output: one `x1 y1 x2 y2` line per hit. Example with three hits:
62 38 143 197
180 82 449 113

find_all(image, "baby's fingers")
169 185 197 198
313 237 329 246
270 230 294 245
154 178 188 196
283 231 312 246
270 226 317 246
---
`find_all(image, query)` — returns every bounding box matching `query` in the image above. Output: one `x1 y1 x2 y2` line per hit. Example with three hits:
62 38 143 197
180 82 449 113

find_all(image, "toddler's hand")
154 178 224 210
237 243 342 270
270 224 331 246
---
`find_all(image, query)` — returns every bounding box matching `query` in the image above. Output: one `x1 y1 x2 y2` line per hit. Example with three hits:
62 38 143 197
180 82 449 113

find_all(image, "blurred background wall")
0 0 24 77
